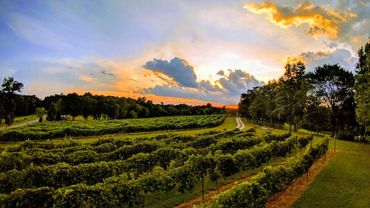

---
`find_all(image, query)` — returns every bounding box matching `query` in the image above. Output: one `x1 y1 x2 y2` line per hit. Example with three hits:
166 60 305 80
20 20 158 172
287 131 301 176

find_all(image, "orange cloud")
283 50 330 65
245 1 357 39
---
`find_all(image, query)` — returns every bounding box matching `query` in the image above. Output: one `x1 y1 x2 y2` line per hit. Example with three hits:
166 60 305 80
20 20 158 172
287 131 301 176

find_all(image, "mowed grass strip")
293 140 370 208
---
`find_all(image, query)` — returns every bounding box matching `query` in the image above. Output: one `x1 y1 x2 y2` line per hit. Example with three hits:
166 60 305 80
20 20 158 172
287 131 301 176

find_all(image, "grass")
0 114 38 128
293 140 370 208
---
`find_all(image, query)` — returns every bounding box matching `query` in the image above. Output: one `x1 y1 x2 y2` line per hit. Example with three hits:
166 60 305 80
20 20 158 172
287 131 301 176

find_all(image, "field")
0 115 332 208
0 115 225 141
1 115 368 208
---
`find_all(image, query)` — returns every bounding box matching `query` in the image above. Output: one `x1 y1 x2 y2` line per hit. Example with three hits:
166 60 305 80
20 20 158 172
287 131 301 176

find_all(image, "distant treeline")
43 93 224 121
0 78 224 125
239 41 369 141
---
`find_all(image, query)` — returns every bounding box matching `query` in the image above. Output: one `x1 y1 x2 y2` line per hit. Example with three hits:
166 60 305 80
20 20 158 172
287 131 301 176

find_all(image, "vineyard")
0 115 225 141
0 126 329 208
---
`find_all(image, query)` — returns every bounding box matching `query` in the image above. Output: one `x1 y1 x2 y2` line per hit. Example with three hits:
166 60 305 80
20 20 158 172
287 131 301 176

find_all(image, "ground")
1 115 370 207
0 114 38 129
293 139 370 208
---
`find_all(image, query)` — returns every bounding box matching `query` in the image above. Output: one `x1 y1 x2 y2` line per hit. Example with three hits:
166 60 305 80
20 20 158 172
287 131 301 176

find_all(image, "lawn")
0 114 38 128
293 139 370 208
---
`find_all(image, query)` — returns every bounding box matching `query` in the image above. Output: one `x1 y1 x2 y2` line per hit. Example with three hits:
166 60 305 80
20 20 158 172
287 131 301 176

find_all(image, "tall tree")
275 62 308 132
1 77 24 125
308 64 355 137
354 40 370 137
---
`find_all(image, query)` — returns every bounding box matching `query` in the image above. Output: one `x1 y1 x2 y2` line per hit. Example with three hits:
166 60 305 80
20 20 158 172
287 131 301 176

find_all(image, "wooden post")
334 135 336 154
201 176 204 201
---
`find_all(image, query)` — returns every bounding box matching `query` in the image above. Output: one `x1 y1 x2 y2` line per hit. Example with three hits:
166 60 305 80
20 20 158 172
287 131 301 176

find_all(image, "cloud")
143 57 264 104
10 59 120 97
199 80 223 92
216 70 225 76
143 57 198 88
284 48 357 72
2 12 73 50
245 1 357 40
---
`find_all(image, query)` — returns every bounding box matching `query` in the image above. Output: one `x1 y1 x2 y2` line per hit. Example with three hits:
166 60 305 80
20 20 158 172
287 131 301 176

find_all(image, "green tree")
128 110 138 118
275 62 308 132
64 93 82 120
1 77 24 94
0 92 5 124
1 77 24 125
303 96 331 134
35 107 46 122
308 64 355 138
354 40 370 137
81 93 97 120
47 99 64 121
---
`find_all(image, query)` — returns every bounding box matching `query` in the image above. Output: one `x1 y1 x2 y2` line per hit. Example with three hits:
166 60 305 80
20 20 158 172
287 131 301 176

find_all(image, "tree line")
239 41 369 141
0 80 224 125
43 93 224 121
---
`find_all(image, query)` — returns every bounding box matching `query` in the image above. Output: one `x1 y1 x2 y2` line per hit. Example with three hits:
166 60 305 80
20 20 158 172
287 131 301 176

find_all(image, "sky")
0 0 369 106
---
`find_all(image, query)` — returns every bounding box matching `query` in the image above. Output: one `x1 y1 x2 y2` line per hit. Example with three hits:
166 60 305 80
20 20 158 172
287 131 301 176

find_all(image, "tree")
1 77 24 125
0 92 5 124
81 93 97 120
239 90 255 119
1 77 23 94
354 40 370 138
35 107 46 122
64 93 82 120
308 64 355 138
303 96 331 134
275 62 308 132
128 110 138 118
47 99 64 121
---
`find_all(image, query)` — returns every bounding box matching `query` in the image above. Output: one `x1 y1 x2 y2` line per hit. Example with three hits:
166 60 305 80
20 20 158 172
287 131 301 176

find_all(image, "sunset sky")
0 0 369 106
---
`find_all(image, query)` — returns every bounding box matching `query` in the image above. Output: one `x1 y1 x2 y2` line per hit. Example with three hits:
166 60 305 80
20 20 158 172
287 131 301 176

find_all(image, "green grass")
0 115 38 128
293 140 370 208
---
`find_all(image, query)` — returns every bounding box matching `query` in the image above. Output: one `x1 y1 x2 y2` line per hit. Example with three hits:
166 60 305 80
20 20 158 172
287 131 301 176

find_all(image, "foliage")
0 129 312 207
206 139 329 208
44 93 224 121
239 61 359 139
354 40 370 138
0 78 40 125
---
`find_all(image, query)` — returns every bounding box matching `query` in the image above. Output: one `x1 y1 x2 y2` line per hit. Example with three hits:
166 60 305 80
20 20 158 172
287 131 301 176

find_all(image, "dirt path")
265 152 335 208
0 119 39 131
235 117 245 130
